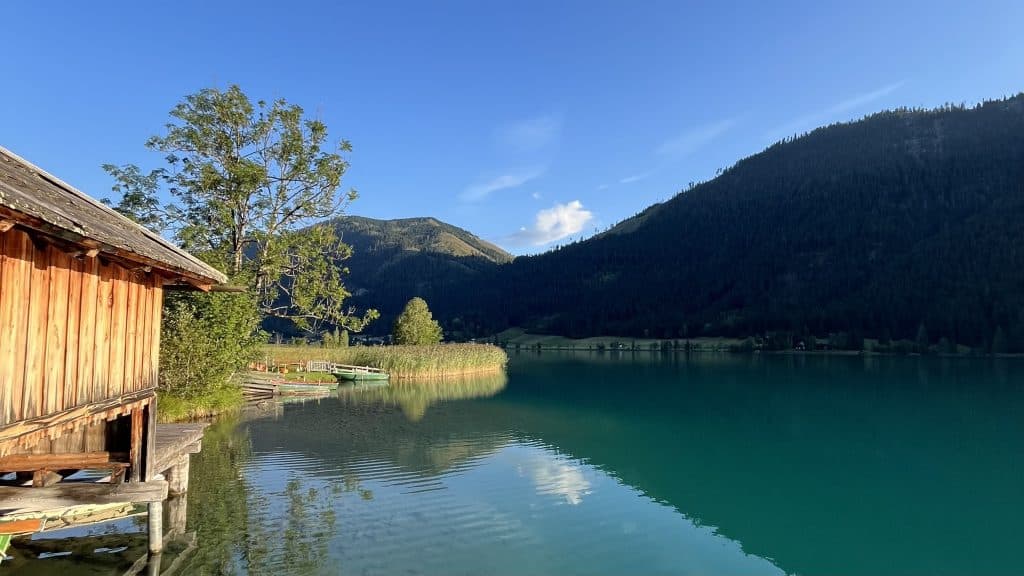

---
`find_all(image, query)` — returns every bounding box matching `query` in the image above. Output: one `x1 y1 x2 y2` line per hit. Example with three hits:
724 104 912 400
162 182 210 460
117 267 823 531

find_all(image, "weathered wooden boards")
0 227 164 452
0 479 168 513
0 147 227 285
152 423 207 476
0 390 155 457
0 451 112 470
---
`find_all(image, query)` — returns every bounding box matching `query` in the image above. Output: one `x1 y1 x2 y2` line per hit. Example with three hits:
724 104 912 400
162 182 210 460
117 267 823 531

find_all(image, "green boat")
333 365 390 382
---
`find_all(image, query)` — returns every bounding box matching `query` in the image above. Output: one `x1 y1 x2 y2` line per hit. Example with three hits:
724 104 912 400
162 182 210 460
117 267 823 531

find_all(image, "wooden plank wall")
0 228 164 429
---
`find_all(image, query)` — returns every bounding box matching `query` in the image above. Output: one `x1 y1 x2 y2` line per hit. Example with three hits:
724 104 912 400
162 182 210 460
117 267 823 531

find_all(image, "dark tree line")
288 95 1024 351
424 95 1024 350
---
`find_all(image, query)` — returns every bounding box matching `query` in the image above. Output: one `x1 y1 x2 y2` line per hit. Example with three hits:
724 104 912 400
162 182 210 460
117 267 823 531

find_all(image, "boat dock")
0 423 207 544
241 360 388 399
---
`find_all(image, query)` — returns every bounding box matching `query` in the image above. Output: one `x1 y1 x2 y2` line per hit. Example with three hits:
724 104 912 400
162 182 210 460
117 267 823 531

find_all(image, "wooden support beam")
143 396 158 481
166 493 188 537
186 279 212 292
147 551 163 576
147 474 165 554
0 451 111 471
0 479 168 513
165 282 246 293
32 470 63 487
130 408 144 483
165 454 190 496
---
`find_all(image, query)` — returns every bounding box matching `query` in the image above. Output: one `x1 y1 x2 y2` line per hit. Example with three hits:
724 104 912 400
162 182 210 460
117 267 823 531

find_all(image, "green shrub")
159 291 265 406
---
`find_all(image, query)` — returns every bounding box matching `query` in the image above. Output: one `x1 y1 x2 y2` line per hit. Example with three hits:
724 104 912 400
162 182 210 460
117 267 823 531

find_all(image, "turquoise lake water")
24 352 1024 575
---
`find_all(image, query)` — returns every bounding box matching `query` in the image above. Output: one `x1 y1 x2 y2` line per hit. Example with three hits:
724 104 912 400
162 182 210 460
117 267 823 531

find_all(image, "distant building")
353 335 390 346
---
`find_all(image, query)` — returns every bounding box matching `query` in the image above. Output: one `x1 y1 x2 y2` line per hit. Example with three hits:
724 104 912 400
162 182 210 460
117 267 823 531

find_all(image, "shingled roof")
0 146 226 284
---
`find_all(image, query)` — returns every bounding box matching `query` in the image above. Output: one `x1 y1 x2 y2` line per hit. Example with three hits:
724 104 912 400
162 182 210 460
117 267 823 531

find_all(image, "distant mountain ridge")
333 216 512 264
325 216 512 336
321 95 1024 350
422 94 1024 349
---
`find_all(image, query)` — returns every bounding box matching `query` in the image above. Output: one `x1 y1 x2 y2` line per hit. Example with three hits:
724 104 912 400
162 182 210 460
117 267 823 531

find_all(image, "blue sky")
4 1 1023 254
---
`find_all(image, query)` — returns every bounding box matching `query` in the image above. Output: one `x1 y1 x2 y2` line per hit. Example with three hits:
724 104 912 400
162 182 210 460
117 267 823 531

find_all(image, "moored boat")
333 364 390 381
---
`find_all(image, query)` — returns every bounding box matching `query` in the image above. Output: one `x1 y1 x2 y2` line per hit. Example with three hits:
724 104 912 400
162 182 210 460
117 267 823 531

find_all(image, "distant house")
353 335 390 346
0 146 225 484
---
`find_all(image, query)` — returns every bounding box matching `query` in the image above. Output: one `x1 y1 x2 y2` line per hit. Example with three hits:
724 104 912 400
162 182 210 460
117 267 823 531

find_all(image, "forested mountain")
423 95 1024 349
326 216 512 336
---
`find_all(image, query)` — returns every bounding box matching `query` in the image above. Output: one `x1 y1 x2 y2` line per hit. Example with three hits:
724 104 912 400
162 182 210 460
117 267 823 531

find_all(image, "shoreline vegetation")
489 328 1021 357
159 343 508 422
159 387 243 422
262 343 509 380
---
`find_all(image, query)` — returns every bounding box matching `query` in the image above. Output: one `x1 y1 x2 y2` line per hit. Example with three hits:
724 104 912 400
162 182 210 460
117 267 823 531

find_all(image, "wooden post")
129 406 144 483
147 472 165 554
146 549 162 576
166 493 188 538
142 395 157 481
147 502 163 552
166 454 190 496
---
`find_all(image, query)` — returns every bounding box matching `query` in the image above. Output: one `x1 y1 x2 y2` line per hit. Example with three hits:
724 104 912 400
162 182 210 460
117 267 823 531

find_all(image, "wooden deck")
0 423 207 520
152 423 207 476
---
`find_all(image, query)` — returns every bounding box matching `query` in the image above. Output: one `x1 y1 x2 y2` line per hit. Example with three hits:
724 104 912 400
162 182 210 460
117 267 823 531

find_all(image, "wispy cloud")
496 114 562 153
522 454 592 505
619 172 651 185
531 191 542 200
506 200 594 247
657 118 738 158
461 167 544 202
767 80 907 141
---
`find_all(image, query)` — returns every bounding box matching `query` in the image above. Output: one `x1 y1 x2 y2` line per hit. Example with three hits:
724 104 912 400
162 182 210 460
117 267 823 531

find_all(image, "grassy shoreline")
159 386 243 422
262 343 508 380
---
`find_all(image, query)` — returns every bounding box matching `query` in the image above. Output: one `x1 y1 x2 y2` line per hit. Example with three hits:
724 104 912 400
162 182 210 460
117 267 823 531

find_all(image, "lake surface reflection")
39 352 1024 575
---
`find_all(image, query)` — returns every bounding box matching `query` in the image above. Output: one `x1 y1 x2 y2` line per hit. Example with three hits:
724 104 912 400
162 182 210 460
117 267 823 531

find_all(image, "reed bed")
262 343 508 379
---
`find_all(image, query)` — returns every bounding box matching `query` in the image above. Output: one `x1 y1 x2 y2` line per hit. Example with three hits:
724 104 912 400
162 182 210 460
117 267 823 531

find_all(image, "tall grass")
262 343 508 379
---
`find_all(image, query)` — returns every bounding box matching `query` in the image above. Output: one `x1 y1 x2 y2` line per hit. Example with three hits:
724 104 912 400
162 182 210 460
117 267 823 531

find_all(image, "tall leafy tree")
393 297 443 345
105 84 377 334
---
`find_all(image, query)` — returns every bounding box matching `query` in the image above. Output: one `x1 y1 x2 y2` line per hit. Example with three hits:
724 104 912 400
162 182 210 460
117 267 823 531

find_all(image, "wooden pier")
0 423 207 553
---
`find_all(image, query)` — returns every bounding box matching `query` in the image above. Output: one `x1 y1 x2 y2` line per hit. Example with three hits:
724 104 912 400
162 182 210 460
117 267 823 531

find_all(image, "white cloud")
497 114 562 153
619 172 651 184
657 118 738 158
522 455 591 505
767 80 907 141
461 167 544 202
531 191 542 200
595 183 609 191
506 200 594 247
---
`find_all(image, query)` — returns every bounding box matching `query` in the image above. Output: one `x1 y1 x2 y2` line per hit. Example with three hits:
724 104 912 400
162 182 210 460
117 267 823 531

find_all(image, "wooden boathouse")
0 146 226 554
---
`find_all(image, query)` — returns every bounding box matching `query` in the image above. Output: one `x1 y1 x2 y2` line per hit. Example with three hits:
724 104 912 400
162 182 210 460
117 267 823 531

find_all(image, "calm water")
22 353 1024 575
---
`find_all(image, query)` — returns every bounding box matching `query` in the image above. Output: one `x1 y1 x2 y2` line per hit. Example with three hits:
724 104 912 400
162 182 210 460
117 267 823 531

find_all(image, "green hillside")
425 95 1024 349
